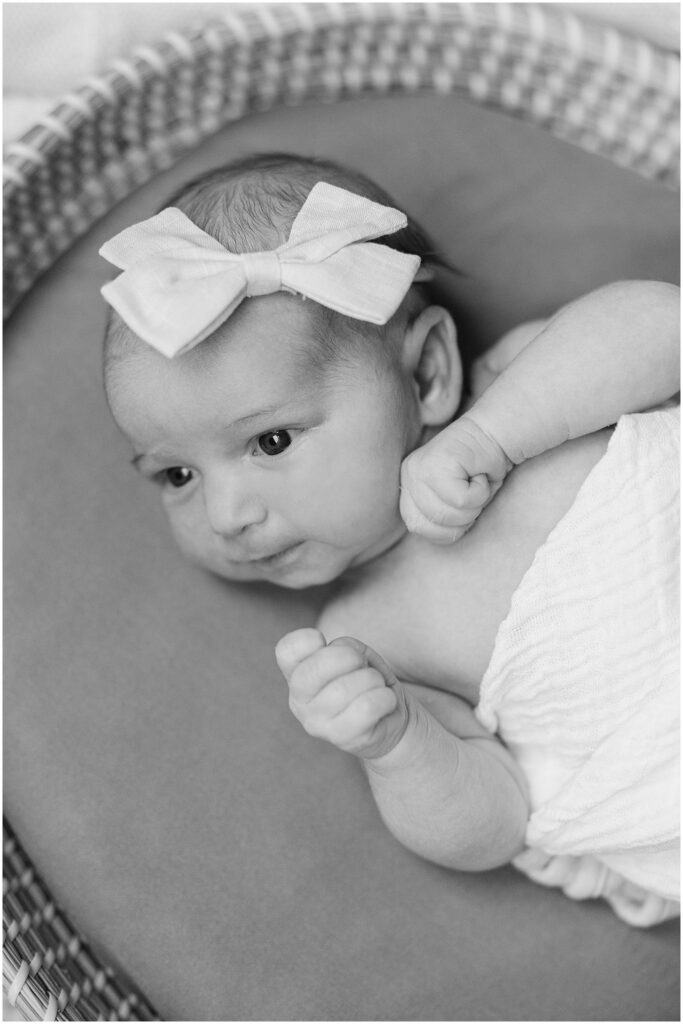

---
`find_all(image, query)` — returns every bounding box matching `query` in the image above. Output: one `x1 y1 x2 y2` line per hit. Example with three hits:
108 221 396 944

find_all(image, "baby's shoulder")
316 538 466 690
488 427 613 537
319 429 613 698
317 549 413 654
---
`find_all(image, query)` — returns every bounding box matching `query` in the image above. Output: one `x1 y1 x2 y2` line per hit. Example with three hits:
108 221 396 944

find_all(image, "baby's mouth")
246 542 305 567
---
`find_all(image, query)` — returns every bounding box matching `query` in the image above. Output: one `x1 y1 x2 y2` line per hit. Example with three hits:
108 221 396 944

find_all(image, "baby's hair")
160 152 447 274
104 152 451 381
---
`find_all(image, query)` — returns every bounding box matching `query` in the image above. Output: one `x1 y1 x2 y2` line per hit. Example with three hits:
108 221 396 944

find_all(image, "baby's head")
104 153 463 589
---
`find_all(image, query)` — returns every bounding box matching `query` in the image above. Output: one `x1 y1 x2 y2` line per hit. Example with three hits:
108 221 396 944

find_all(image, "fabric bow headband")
99 181 423 359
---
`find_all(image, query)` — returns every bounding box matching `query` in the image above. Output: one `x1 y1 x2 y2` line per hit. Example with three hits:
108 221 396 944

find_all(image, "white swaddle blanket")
476 407 680 927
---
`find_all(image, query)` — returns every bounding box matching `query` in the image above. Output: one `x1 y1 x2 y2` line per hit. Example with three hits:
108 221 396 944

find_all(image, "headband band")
99 181 423 358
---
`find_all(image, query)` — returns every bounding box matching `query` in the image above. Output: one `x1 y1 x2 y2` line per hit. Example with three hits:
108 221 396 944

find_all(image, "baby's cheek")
166 508 245 580
165 505 206 562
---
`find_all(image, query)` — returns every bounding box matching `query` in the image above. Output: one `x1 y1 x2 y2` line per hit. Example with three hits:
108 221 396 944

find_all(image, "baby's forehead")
108 293 348 396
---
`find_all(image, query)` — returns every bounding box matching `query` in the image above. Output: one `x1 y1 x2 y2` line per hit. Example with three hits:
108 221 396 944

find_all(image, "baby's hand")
400 415 512 544
275 629 409 760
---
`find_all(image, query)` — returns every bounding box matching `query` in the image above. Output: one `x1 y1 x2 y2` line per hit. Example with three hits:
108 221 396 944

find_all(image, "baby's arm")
469 319 548 399
276 629 529 870
466 280 679 463
401 280 680 542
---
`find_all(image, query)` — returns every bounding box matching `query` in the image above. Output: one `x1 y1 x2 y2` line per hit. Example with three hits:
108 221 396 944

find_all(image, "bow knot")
99 181 422 358
241 250 283 297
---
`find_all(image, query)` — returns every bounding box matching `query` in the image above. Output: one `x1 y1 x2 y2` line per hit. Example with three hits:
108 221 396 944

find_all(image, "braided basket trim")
3 822 160 1021
3 2 679 317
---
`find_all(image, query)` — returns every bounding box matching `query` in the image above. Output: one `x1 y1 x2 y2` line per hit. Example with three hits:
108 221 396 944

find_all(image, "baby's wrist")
465 380 555 467
453 412 515 476
362 690 429 775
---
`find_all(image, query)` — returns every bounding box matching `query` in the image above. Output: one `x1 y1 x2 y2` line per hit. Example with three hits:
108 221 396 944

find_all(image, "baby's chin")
187 529 407 591
210 561 344 590
198 548 350 590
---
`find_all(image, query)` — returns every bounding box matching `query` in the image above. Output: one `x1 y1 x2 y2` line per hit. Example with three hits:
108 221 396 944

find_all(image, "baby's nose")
203 471 267 537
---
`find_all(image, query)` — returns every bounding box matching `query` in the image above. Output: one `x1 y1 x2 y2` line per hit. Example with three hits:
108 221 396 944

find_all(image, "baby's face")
108 295 421 589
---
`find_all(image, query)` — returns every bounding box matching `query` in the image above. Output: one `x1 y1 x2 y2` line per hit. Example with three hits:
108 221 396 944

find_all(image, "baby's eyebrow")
130 451 173 471
224 404 283 430
128 400 305 472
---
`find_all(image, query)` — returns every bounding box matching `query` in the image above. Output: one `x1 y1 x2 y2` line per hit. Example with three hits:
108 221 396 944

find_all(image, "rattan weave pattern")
3 2 679 317
3 822 160 1021
3 3 680 1021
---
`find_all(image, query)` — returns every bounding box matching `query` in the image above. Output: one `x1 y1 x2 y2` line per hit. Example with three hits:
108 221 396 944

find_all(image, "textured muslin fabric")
477 407 680 926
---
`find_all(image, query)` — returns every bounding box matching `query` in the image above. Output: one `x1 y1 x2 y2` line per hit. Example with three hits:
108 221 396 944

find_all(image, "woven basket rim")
3 0 679 189
3 0 679 321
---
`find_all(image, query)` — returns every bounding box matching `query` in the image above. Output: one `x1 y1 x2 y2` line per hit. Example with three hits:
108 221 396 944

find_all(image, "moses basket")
3 3 679 1020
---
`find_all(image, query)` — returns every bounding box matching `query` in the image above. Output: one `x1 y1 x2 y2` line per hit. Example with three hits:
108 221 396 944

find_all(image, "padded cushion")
5 93 679 1020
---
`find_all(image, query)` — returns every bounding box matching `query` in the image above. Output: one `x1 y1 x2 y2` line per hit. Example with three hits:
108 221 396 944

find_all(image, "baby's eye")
163 466 194 488
257 430 292 456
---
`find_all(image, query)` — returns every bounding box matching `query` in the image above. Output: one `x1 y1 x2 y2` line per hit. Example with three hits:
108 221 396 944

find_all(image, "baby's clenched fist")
400 414 513 544
275 629 409 760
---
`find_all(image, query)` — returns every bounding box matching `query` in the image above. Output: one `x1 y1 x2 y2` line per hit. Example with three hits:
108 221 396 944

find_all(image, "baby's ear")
403 306 462 427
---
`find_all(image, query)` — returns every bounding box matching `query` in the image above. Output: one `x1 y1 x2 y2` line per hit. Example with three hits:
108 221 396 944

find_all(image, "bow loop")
100 181 421 357
287 184 407 248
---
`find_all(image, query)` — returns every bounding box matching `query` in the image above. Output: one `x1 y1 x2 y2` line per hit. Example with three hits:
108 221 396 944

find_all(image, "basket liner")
5 57 680 1024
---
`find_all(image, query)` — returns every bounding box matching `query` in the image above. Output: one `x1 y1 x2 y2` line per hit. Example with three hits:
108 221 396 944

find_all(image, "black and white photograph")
3 2 680 1021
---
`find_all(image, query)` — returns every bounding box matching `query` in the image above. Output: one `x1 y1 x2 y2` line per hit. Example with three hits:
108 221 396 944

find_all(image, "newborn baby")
100 152 680 926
